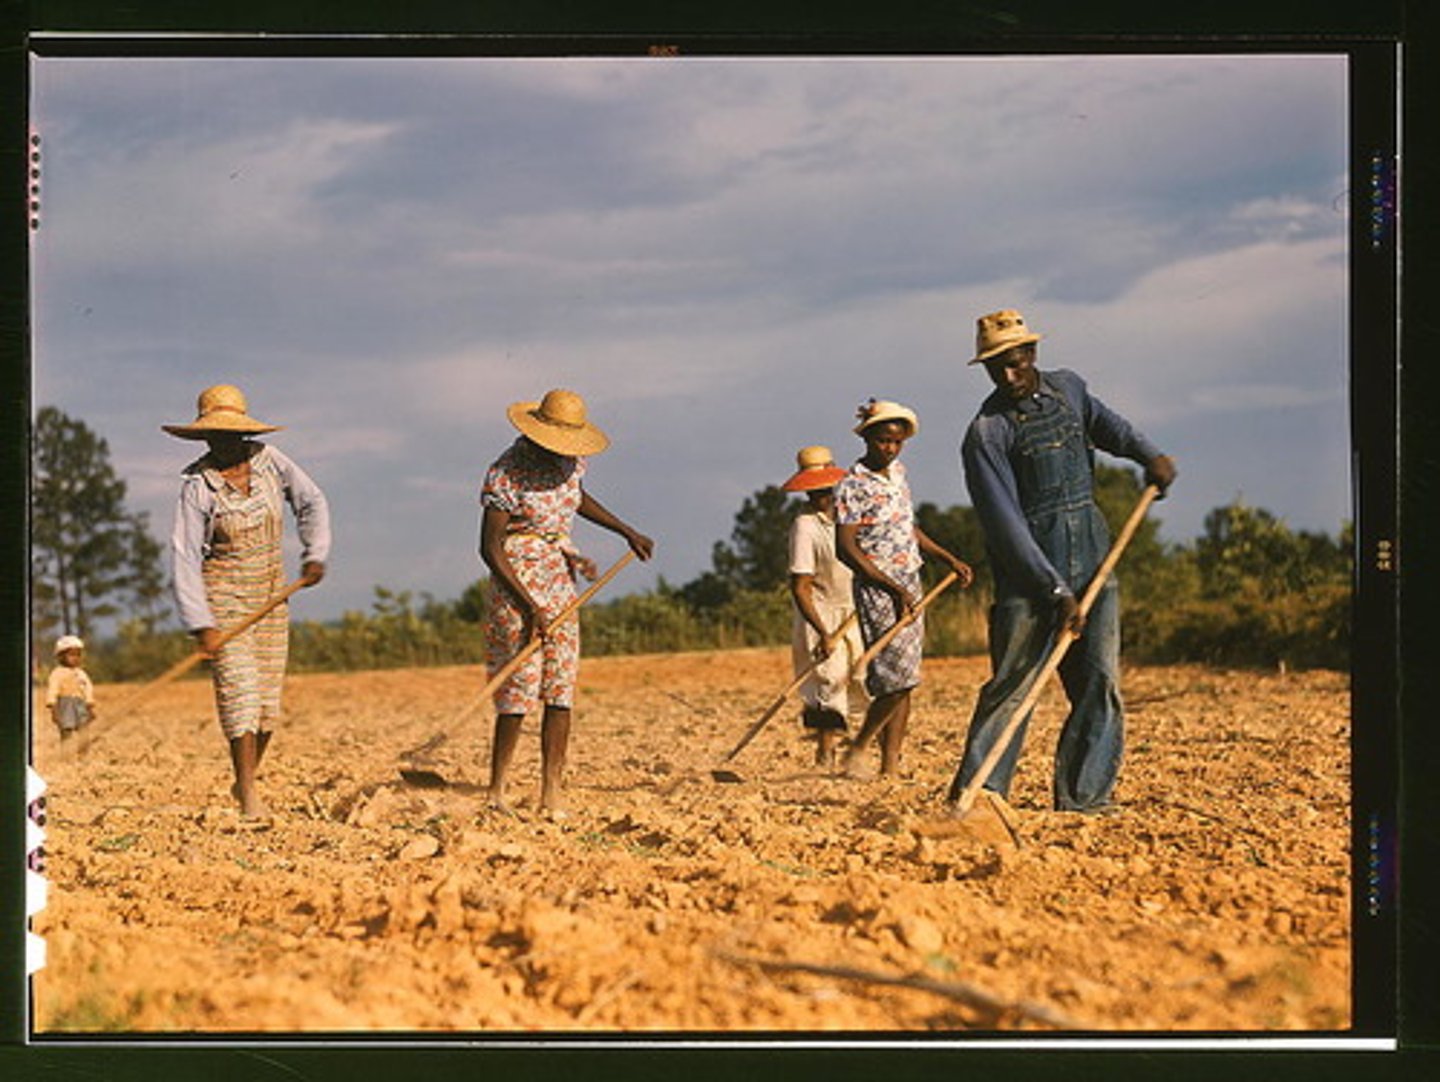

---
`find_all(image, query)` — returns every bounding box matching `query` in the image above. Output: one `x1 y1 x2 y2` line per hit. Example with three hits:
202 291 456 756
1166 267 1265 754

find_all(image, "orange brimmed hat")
969 308 1043 364
162 384 282 440
507 388 610 456
782 446 846 492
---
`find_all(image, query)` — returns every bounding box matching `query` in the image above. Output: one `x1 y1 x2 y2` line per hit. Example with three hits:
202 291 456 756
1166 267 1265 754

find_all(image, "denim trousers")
948 576 1123 811
952 378 1130 811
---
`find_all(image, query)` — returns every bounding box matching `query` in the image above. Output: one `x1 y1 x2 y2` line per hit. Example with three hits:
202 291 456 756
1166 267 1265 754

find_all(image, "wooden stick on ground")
713 949 1082 1030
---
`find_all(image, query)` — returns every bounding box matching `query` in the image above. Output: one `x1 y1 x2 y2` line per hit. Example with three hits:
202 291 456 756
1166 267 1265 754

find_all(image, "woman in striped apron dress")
167 385 330 820
480 389 653 816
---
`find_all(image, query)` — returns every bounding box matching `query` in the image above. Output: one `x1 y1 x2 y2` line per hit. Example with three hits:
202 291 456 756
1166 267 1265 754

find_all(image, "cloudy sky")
29 52 1351 625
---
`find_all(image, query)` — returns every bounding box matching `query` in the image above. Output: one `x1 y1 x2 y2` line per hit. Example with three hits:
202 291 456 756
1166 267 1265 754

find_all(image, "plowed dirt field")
29 649 1351 1035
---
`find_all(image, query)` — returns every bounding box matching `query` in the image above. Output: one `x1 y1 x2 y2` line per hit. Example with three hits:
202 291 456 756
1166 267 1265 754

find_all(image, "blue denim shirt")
962 368 1160 602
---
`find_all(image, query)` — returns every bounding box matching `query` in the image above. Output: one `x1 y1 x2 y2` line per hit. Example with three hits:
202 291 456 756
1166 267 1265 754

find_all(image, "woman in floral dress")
480 389 653 815
834 399 972 777
167 384 330 819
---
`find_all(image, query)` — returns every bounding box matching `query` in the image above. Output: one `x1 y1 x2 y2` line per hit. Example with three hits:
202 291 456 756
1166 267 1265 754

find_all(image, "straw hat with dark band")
969 308 1043 365
782 446 847 492
507 389 610 456
162 384 283 440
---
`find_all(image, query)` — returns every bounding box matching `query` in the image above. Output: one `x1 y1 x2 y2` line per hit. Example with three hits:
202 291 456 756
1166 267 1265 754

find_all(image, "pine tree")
31 406 169 642
710 484 800 593
676 485 801 612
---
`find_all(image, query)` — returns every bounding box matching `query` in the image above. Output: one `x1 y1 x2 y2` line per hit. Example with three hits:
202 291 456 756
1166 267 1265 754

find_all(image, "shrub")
583 590 710 656
906 585 987 658
82 619 192 683
1126 584 1349 670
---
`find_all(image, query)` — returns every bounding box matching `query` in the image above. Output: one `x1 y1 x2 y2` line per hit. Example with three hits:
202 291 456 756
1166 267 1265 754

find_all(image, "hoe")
397 550 636 788
75 578 308 754
710 569 962 783
916 484 1160 847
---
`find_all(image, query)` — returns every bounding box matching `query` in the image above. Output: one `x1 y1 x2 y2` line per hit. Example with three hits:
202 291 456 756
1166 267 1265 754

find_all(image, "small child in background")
46 635 96 740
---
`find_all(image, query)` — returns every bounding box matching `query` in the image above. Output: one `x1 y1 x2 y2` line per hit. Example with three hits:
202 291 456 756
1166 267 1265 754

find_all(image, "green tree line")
31 406 169 644
32 407 1352 682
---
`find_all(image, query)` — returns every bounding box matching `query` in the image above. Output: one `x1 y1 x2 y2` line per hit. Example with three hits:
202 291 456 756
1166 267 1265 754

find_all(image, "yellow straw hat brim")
969 332 1042 365
853 403 919 437
161 416 282 440
507 400 610 456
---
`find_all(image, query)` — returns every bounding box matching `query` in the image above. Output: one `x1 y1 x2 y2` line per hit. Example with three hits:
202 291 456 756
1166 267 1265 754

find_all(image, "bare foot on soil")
230 782 270 821
539 782 569 820
841 748 875 780
814 732 840 769
485 791 521 818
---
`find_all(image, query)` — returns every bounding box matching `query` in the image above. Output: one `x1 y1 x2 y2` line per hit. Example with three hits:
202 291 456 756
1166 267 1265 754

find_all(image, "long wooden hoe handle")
849 569 960 681
81 577 310 744
440 549 637 736
836 568 963 750
951 485 1159 816
719 609 861 764
722 569 960 766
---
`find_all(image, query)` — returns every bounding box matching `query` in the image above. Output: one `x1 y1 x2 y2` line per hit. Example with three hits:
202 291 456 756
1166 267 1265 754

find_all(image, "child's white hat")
54 635 84 655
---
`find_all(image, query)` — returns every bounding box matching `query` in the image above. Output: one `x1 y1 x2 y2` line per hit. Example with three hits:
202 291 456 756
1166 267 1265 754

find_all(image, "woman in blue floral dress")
480 389 653 815
834 399 973 777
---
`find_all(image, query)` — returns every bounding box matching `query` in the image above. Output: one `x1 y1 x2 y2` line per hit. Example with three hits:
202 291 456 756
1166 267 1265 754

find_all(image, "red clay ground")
30 649 1350 1034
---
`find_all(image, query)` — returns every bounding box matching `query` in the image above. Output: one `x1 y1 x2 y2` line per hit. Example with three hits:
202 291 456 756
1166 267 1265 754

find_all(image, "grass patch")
757 856 815 878
44 991 136 1032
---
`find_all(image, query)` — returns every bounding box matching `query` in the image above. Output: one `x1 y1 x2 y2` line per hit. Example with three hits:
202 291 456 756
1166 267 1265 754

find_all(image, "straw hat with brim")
782 445 847 492
853 399 919 438
162 384 283 440
507 389 610 456
55 635 84 655
969 308 1043 365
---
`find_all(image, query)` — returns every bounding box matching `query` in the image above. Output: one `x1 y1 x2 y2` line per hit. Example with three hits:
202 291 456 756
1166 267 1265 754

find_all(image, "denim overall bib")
1012 378 1112 594
950 377 1124 811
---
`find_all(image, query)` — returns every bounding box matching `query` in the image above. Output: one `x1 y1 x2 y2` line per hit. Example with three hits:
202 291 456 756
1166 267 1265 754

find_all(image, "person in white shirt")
783 446 866 768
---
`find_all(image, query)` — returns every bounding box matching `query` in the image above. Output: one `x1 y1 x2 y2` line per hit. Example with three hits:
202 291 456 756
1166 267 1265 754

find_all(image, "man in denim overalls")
947 309 1177 813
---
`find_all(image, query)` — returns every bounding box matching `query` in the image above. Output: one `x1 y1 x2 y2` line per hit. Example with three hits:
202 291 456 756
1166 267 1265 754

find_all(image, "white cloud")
1044 233 1348 425
46 114 401 270
401 475 476 498
269 422 407 467
1187 383 1344 410
29 53 1353 619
